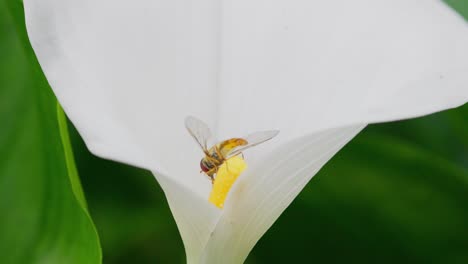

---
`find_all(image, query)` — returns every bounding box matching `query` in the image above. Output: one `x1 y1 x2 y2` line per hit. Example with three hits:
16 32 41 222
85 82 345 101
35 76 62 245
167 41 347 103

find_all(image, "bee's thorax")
201 139 248 177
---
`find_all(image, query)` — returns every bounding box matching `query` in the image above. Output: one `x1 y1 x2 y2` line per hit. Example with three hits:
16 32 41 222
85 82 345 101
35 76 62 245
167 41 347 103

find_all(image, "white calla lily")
24 0 468 263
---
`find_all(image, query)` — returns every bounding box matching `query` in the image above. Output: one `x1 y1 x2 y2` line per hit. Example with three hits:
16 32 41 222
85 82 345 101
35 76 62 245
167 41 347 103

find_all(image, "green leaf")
0 1 101 263
446 0 468 20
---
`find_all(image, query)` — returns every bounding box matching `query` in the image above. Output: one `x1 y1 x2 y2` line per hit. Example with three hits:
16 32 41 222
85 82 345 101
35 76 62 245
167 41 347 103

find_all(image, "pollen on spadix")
209 156 247 208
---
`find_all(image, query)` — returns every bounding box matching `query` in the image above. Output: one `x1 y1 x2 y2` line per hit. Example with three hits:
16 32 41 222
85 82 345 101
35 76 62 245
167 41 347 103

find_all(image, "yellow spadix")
209 156 247 208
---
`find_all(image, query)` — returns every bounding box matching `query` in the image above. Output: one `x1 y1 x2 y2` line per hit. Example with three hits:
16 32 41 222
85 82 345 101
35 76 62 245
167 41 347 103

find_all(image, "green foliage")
0 0 467 263
447 0 468 19
251 106 468 263
0 1 101 263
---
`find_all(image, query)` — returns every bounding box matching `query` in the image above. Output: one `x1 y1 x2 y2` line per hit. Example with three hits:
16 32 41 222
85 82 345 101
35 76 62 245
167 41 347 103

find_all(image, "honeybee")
185 116 279 183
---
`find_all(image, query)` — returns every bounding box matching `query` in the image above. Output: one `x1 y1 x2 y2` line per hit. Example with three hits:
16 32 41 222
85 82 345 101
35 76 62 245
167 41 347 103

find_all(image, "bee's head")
200 159 210 173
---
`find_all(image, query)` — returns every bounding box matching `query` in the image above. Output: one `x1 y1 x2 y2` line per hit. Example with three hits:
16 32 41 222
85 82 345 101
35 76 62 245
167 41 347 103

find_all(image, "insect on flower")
185 116 279 184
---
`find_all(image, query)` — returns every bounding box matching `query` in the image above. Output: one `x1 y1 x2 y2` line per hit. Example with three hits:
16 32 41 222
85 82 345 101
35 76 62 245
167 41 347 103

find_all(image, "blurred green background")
1 0 468 263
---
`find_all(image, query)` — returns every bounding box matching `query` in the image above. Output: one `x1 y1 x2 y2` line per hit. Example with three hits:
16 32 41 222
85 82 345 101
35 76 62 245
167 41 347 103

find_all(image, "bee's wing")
185 116 215 153
225 130 279 159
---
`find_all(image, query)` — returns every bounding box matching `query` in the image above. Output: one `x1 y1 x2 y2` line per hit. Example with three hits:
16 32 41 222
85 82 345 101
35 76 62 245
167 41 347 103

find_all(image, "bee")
185 116 279 183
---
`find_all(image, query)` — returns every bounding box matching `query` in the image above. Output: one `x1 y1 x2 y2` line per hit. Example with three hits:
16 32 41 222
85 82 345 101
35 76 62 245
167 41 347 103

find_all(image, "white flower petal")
217 0 468 140
201 125 365 263
23 0 468 263
24 1 222 259
211 1 468 262
24 0 221 196
154 173 221 261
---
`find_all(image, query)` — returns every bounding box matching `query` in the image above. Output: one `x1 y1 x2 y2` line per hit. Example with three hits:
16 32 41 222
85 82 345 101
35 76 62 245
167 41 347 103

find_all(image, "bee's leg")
204 171 213 183
210 167 219 184
209 174 215 184
205 165 218 184
206 155 218 166
207 156 222 172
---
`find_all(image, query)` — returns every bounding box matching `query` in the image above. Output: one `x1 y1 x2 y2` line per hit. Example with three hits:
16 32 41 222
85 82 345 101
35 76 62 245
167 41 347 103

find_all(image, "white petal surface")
217 0 468 141
201 125 365 263
24 1 222 260
23 0 468 263
24 0 221 196
155 173 220 262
